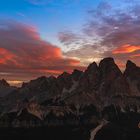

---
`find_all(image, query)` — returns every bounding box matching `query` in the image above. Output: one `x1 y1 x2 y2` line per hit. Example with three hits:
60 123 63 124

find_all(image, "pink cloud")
112 44 140 54
0 21 85 83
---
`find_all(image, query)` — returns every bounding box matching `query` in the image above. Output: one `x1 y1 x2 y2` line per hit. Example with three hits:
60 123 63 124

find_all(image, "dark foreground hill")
0 57 140 140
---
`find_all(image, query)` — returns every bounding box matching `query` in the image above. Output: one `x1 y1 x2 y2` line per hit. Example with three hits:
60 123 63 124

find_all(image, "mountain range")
0 57 139 139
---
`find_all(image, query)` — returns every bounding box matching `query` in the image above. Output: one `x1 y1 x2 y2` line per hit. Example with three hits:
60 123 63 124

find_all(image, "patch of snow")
121 107 126 113
17 109 22 116
90 119 108 140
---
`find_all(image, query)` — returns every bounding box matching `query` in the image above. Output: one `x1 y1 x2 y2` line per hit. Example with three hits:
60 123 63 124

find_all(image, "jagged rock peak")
126 60 137 70
124 60 140 80
48 75 56 80
99 57 116 67
57 72 70 79
124 60 137 77
0 79 10 87
72 69 83 74
99 57 122 74
22 76 45 84
85 62 98 73
79 62 100 92
32 76 50 83
72 69 83 81
36 76 47 81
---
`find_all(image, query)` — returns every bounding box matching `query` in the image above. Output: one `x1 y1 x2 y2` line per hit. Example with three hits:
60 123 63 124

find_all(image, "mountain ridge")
0 57 139 129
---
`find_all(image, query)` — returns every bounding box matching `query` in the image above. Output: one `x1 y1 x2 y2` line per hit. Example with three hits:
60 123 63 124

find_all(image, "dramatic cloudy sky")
0 0 140 86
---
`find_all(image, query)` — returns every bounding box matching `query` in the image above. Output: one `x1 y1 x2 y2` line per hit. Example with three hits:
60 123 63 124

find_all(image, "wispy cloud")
59 1 140 68
17 12 26 17
27 0 49 6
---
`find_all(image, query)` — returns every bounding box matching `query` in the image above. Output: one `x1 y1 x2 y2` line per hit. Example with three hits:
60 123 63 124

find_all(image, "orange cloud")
115 60 125 70
0 21 85 83
130 54 140 58
112 44 140 54
0 48 15 64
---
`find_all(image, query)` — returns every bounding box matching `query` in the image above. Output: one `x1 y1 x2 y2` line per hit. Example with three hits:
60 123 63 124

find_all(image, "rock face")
0 57 140 129
124 60 140 95
99 58 122 96
79 62 100 92
0 79 16 97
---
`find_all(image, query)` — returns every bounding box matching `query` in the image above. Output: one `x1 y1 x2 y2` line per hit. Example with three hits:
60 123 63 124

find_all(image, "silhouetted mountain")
0 57 140 139
0 79 16 97
124 60 140 94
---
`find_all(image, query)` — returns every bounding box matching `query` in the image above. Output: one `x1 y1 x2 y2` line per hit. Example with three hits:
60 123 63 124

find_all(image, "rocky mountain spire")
99 57 122 81
0 79 10 87
124 60 140 94
79 62 100 92
124 60 140 78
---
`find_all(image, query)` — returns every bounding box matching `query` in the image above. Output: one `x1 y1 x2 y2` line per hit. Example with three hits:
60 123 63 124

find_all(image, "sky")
0 0 140 86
